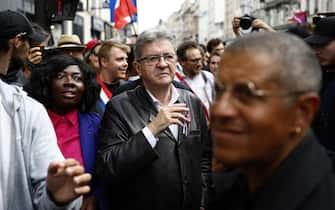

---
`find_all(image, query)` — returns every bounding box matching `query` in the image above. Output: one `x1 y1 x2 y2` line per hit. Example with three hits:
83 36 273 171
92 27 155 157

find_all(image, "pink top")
48 109 84 166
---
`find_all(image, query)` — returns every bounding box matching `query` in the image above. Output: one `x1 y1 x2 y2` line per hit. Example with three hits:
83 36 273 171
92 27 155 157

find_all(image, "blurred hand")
147 103 190 136
27 46 43 64
80 196 96 210
47 159 92 206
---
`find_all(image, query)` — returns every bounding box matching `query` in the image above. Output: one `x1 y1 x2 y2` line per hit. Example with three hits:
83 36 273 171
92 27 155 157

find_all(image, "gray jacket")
0 80 80 210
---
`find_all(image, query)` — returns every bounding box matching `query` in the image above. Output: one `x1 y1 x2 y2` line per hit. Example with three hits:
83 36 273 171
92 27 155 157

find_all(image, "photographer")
232 15 275 37
1 22 50 86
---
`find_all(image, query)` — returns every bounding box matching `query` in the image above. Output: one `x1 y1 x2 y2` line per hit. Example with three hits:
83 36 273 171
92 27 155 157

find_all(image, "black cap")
0 10 45 42
305 16 335 46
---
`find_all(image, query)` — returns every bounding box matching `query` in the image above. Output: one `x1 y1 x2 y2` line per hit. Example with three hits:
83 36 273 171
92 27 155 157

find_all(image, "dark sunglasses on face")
214 81 309 103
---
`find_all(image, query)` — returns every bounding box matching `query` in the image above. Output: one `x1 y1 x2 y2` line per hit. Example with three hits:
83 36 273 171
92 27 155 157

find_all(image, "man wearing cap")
57 34 85 60
0 10 91 210
305 16 335 151
0 22 49 87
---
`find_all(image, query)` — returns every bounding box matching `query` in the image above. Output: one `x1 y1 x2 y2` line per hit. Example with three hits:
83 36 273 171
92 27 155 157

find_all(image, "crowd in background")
2 9 335 210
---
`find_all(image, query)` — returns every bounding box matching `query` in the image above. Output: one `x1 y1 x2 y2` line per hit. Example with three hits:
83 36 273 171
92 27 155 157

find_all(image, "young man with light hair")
96 41 130 111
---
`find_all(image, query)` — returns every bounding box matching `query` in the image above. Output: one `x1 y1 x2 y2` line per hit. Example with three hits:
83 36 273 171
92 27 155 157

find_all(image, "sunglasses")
214 81 309 104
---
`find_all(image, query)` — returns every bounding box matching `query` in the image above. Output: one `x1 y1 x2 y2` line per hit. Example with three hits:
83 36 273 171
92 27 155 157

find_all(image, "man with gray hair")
97 29 213 210
209 32 335 210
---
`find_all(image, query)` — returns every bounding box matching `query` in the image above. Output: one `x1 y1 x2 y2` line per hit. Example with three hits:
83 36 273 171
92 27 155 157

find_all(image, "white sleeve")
142 126 159 148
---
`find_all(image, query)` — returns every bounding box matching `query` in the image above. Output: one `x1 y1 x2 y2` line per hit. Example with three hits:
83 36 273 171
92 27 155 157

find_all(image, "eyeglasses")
187 57 203 64
215 81 310 104
138 53 176 66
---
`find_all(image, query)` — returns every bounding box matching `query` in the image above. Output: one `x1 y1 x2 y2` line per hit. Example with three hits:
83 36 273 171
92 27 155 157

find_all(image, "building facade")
224 0 335 38
0 0 120 46
2 0 335 46
158 0 226 47
158 0 198 46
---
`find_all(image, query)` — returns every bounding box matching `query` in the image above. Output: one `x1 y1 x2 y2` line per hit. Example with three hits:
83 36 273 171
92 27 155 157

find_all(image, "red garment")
48 109 84 166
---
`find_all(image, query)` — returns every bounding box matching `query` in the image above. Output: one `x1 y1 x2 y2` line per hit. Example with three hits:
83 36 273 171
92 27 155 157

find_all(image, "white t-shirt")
0 95 14 209
184 71 214 112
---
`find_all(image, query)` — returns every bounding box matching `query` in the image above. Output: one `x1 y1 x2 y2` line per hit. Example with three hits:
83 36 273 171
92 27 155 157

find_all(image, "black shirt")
208 132 335 210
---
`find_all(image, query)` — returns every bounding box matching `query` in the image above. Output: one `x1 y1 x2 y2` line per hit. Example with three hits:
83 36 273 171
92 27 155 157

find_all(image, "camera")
239 15 255 30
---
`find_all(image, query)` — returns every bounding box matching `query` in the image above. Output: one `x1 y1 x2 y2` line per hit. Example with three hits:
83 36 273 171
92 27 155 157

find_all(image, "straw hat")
57 34 85 49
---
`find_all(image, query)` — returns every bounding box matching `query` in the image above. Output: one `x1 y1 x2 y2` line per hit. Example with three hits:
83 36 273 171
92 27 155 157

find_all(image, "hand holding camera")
239 15 256 30
27 46 43 65
232 15 275 37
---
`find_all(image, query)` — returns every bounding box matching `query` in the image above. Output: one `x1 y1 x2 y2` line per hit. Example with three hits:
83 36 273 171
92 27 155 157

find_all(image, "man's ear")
293 93 320 131
8 36 21 49
134 61 142 76
13 35 23 48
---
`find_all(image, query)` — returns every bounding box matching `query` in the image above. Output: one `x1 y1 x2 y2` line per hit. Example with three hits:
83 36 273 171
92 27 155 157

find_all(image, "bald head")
221 32 321 93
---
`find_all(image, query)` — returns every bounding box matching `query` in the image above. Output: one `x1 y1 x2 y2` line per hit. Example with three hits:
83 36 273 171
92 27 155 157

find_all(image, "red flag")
112 0 137 30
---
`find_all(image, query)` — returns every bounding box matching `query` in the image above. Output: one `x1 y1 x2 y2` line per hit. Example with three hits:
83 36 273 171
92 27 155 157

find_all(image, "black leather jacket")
97 84 213 210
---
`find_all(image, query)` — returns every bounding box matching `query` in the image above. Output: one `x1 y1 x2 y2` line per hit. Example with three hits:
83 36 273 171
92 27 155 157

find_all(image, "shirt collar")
146 85 180 109
48 109 79 126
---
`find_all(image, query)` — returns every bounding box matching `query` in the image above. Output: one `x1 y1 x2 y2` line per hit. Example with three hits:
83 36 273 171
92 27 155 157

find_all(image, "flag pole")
124 0 137 36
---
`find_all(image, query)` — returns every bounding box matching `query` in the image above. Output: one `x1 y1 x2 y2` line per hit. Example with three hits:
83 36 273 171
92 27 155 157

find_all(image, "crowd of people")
1 9 335 210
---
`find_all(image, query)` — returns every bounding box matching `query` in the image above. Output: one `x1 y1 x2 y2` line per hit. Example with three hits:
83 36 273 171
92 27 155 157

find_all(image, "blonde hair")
98 40 130 66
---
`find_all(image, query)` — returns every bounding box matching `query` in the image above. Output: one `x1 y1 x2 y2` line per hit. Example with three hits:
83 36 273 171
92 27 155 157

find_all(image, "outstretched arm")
46 159 92 206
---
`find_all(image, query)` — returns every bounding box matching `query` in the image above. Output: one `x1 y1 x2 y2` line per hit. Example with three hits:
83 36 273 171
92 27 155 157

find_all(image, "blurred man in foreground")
209 32 335 210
